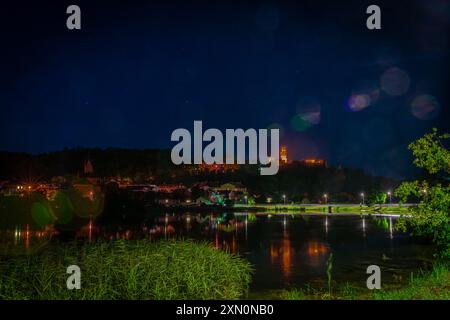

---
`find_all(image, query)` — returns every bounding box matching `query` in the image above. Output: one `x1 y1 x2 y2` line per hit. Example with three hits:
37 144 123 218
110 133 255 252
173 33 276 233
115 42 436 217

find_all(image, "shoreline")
156 203 411 216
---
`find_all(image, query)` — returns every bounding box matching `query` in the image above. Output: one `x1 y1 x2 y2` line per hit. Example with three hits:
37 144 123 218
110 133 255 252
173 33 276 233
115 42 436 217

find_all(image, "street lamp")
387 191 392 204
323 193 328 204
244 195 248 205
360 192 365 205
282 194 286 205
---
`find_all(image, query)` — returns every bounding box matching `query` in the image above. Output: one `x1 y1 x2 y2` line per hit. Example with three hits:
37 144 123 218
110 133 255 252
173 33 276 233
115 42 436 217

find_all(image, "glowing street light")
244 195 248 205
360 192 365 205
323 193 328 204
282 194 286 205
387 191 392 204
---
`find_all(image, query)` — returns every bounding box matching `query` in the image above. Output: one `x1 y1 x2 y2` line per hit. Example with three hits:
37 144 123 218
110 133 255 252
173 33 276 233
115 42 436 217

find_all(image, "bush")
0 240 252 300
395 129 450 258
366 192 387 208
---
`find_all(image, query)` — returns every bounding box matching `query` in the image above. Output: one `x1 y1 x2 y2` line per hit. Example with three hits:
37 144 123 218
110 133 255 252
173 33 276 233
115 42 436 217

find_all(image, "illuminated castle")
280 146 288 164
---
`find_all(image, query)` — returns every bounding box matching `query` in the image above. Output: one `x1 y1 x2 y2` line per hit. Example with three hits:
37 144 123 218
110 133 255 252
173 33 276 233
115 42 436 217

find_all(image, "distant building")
280 146 288 164
210 182 247 201
155 184 186 193
84 159 94 175
73 183 96 200
189 163 239 174
300 159 327 167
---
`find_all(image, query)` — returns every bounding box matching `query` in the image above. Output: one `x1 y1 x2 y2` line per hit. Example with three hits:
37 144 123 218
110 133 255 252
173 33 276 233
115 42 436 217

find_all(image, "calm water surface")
4 212 435 295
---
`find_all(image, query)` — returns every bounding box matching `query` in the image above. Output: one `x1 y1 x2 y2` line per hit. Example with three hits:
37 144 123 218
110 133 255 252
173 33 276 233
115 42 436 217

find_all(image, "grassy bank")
373 263 450 300
0 240 252 300
278 262 450 300
233 204 408 214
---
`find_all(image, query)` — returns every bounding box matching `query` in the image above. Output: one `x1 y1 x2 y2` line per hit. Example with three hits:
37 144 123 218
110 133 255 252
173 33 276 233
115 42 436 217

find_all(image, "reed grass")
278 262 449 300
0 240 252 300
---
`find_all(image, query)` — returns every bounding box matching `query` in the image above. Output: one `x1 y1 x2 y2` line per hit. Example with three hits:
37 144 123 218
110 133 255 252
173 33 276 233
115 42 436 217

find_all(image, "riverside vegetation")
0 240 252 300
278 262 449 300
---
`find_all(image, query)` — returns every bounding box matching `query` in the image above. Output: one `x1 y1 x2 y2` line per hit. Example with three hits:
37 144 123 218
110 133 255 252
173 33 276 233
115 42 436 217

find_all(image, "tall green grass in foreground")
0 240 252 300
373 263 450 300
279 262 449 300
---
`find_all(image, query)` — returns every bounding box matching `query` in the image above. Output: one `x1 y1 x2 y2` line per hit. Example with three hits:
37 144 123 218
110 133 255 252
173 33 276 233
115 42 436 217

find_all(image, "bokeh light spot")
31 202 54 228
295 97 321 125
290 114 312 132
380 67 410 96
50 191 74 225
411 94 440 120
346 93 371 112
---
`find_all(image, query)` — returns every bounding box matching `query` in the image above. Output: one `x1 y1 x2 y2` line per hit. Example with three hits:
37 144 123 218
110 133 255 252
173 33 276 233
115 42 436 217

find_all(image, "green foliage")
326 253 333 295
395 128 450 258
396 183 450 257
0 240 252 300
279 263 450 300
339 282 358 300
408 128 450 175
366 192 387 208
373 263 450 300
373 218 390 230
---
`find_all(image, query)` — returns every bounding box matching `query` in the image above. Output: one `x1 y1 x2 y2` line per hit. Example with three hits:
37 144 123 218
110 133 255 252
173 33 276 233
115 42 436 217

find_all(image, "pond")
2 212 435 297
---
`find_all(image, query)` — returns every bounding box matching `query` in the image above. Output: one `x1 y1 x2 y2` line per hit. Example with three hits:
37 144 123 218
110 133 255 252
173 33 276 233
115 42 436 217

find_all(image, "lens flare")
380 67 410 96
291 97 321 131
411 94 440 120
31 202 54 228
345 86 379 112
290 114 312 132
347 93 371 112
295 97 321 125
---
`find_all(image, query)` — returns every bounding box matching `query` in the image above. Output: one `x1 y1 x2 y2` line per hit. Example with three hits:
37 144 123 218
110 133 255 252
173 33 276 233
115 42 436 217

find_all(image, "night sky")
0 0 449 178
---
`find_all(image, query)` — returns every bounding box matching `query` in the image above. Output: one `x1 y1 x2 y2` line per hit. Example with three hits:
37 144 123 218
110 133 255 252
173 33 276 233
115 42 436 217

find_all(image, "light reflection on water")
1 213 435 294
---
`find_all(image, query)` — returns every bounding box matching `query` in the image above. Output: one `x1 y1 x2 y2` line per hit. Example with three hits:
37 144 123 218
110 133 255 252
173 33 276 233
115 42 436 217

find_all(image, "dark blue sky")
0 0 449 178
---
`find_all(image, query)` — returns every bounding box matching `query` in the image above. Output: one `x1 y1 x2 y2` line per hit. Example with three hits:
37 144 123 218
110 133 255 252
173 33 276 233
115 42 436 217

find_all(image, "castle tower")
280 145 288 164
84 159 94 175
